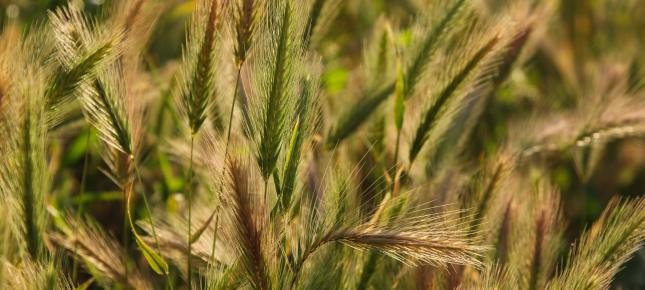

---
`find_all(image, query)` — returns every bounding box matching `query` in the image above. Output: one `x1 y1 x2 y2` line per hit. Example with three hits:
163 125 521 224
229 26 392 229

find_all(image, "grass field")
0 0 644 289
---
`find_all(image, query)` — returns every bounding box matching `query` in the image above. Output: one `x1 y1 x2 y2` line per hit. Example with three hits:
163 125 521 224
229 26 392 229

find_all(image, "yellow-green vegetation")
0 0 644 289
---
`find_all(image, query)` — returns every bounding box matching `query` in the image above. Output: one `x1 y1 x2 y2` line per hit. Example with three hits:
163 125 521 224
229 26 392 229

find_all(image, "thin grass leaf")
125 184 170 275
75 278 95 290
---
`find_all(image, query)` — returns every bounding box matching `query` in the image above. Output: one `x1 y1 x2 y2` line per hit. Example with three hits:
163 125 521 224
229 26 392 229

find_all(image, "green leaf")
135 236 169 275
70 191 122 205
126 187 169 275
190 210 216 244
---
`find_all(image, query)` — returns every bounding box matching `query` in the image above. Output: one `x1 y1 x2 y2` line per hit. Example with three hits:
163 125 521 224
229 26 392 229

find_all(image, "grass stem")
132 158 173 289
209 64 242 264
187 134 195 289
72 128 92 282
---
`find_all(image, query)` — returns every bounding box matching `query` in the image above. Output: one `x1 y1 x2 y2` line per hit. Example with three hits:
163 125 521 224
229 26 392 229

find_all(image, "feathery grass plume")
177 0 226 134
364 18 395 88
233 0 262 66
518 62 645 161
506 183 563 290
491 198 514 266
274 60 320 214
1 259 74 290
456 265 517 290
47 5 120 127
291 204 486 289
0 29 49 260
302 0 343 49
408 33 499 163
403 0 469 99
466 158 508 236
517 97 645 180
0 26 22 268
223 0 263 158
109 0 160 64
326 208 486 267
52 215 154 290
246 0 302 181
326 0 469 147
222 157 271 290
423 24 533 176
547 197 645 289
79 66 132 158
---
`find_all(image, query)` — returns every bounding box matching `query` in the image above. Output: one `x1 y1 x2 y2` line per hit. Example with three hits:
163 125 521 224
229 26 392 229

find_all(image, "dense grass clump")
1 0 644 289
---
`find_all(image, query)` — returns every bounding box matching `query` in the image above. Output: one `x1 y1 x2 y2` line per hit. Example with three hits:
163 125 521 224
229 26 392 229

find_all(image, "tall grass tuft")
326 0 468 146
2 0 645 289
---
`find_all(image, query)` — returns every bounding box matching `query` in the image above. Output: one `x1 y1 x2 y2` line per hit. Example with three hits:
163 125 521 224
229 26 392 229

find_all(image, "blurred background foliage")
1 0 644 288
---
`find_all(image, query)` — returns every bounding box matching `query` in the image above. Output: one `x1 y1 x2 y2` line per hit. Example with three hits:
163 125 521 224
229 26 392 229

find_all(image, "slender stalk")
289 232 335 289
133 160 162 249
210 65 242 264
263 178 269 200
209 211 220 267
391 129 402 195
21 103 41 259
121 183 130 287
224 67 242 165
187 134 195 289
133 158 173 290
72 128 92 281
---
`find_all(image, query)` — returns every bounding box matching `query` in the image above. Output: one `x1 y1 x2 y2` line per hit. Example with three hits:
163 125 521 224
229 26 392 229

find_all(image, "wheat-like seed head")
547 197 645 289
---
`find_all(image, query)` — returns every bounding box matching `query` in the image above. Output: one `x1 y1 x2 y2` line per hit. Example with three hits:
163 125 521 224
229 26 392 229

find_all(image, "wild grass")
0 0 644 289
